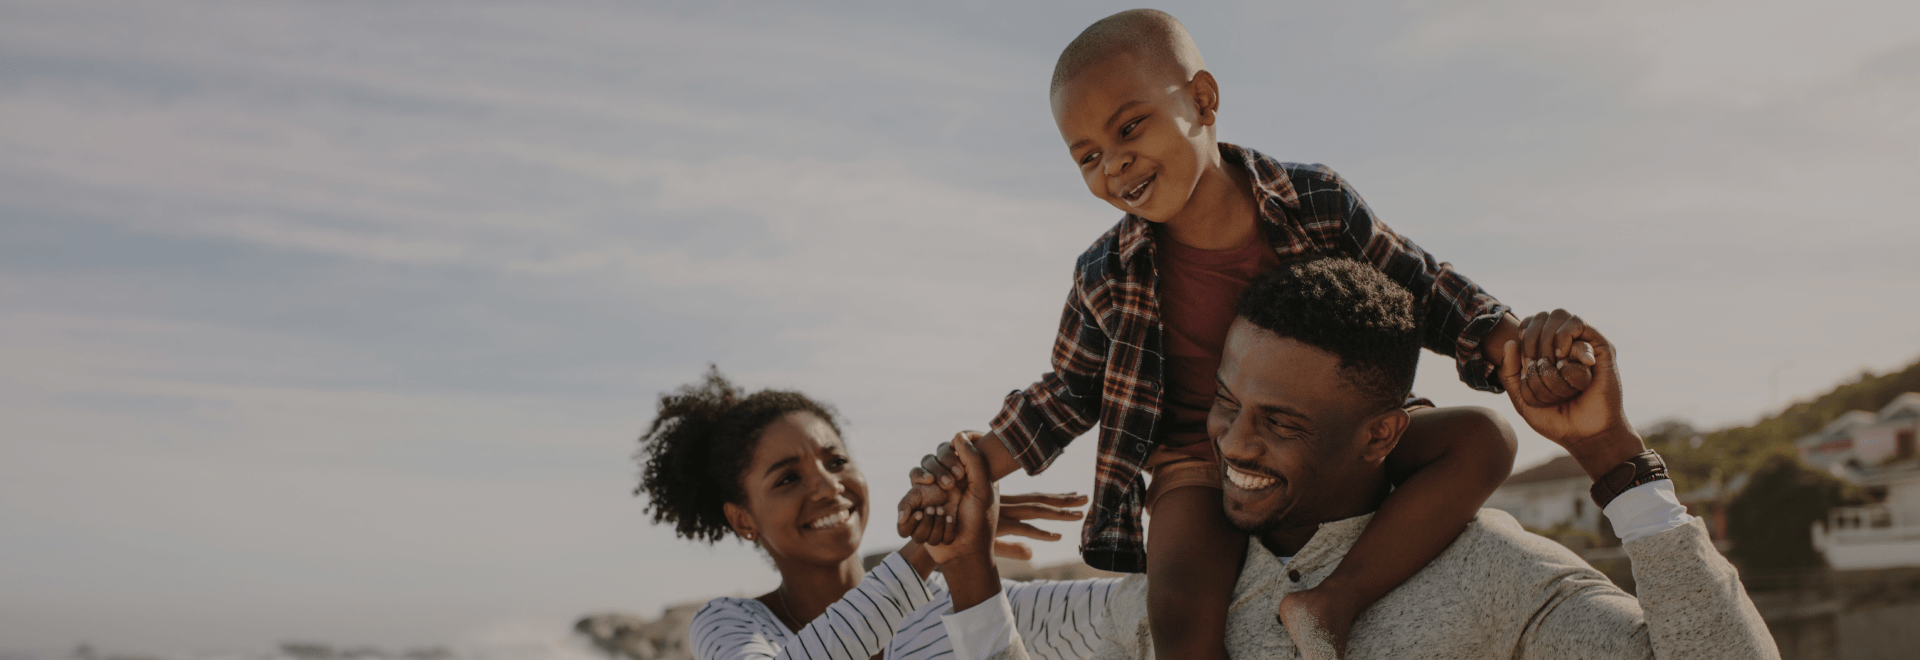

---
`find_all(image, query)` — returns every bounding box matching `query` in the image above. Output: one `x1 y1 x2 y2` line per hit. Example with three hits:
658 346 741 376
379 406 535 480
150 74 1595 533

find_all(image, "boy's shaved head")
1051 9 1206 97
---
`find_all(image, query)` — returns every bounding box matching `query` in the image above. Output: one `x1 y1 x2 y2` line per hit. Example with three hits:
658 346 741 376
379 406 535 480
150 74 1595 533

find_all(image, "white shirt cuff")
1603 479 1693 543
941 590 1016 660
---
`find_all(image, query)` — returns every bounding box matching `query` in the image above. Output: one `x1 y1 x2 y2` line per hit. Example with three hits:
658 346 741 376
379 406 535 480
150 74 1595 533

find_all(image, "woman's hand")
921 436 997 567
925 435 1007 612
992 492 1087 561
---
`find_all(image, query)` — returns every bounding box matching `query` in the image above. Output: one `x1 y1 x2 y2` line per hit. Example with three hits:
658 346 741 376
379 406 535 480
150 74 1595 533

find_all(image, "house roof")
1504 455 1587 486
1878 392 1920 421
1795 410 1880 449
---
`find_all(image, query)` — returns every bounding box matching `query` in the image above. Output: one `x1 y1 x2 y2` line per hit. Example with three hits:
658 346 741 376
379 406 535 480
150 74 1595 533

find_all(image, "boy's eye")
1120 118 1142 137
775 472 797 487
1079 151 1100 165
828 456 849 470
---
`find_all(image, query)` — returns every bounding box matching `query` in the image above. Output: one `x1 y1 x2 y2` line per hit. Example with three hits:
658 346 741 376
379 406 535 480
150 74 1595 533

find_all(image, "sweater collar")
1259 512 1376 576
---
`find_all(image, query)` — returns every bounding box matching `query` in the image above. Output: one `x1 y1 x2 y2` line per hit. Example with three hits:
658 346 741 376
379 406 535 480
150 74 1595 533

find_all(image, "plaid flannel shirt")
988 144 1510 573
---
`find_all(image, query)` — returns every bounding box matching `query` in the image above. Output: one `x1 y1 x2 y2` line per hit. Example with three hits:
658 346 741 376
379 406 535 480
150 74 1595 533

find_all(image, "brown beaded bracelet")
1588 450 1669 509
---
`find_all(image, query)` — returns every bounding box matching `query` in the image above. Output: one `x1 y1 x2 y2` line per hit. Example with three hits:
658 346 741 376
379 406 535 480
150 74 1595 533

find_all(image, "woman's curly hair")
635 366 845 544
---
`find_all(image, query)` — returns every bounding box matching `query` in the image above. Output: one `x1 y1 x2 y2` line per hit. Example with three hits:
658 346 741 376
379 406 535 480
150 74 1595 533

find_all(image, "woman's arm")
688 552 937 660
898 436 1130 660
887 576 1124 660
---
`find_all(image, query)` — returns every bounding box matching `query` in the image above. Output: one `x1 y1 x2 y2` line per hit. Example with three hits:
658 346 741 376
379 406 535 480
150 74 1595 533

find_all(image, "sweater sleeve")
692 553 935 660
1625 518 1779 659
1515 518 1779 660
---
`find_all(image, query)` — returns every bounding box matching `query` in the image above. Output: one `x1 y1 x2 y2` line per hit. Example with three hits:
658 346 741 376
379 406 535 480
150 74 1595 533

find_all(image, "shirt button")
1288 570 1302 582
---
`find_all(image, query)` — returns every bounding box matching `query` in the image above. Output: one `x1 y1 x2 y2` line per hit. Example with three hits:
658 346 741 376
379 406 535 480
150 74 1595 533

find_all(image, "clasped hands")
894 433 1086 565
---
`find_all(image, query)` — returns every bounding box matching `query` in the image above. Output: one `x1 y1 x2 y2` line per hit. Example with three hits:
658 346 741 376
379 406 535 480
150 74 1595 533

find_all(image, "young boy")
901 9 1593 659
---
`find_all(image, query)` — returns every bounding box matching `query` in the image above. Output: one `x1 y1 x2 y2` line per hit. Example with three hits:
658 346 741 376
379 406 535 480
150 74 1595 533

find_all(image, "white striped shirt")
689 552 937 660
885 577 1122 660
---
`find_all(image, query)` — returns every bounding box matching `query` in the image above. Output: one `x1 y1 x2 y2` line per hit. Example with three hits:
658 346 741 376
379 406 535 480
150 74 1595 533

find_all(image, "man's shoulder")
1394 508 1620 605
1451 509 1597 566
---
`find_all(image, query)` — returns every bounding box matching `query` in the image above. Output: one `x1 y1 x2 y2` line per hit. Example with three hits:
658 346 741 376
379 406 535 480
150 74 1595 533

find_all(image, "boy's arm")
1279 406 1517 658
912 431 1021 487
912 273 1110 498
983 278 1111 476
1306 166 1590 405
1314 168 1508 391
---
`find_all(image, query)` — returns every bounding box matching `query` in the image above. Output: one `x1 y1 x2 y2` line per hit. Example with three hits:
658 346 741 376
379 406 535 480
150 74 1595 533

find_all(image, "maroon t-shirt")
1152 226 1283 457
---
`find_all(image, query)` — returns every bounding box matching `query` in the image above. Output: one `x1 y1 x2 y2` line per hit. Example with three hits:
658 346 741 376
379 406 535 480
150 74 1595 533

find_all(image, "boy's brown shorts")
1143 443 1222 514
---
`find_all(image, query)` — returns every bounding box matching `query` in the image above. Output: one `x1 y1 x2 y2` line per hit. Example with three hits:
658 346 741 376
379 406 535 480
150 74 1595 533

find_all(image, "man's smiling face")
1050 50 1215 223
1210 318 1401 546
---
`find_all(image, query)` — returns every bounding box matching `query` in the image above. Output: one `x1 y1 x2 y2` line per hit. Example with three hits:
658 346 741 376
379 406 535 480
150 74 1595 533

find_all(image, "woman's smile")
804 508 856 531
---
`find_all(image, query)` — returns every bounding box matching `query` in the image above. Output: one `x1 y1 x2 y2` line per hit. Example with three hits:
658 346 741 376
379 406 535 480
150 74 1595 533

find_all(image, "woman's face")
730 411 868 568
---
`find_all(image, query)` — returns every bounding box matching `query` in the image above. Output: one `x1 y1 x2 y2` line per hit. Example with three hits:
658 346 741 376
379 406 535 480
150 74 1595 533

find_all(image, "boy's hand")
921 435 1000 568
991 492 1087 561
1514 310 1597 407
909 432 977 490
904 432 978 545
1276 586 1357 660
1497 316 1645 479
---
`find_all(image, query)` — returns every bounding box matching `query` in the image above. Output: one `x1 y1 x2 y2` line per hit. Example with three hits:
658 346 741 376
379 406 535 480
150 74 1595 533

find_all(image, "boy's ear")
1360 407 1411 464
723 501 757 541
1189 69 1220 126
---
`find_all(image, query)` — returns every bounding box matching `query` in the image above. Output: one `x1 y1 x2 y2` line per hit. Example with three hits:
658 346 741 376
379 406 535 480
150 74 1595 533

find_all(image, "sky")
3 0 1918 654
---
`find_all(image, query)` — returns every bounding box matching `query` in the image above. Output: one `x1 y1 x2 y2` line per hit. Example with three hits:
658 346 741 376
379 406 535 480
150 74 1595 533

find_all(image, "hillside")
1645 354 1920 493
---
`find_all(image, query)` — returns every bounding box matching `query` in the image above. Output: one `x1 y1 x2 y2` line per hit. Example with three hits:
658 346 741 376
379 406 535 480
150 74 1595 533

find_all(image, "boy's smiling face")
1052 50 1219 223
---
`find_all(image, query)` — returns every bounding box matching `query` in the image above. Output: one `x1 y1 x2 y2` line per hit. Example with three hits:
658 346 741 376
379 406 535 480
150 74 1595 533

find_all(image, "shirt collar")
1115 142 1300 266
1285 512 1374 573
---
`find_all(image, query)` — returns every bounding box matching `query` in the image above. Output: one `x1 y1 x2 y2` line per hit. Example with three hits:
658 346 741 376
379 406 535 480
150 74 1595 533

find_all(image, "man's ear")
1360 407 1411 464
723 501 757 542
1189 69 1220 126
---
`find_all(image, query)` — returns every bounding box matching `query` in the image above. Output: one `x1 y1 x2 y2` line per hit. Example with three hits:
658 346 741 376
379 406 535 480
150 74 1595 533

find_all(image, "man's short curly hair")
635 366 844 544
1235 258 1421 412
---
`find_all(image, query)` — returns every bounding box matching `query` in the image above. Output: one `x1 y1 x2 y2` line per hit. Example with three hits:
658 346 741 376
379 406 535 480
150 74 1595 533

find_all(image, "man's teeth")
805 510 852 530
1227 466 1276 490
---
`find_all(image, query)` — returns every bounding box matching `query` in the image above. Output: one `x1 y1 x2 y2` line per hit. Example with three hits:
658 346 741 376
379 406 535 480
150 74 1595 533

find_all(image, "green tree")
1725 455 1866 572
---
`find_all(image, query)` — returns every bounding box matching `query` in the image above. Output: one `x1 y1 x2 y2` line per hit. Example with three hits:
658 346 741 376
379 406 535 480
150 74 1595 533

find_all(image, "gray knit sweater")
1087 509 1778 660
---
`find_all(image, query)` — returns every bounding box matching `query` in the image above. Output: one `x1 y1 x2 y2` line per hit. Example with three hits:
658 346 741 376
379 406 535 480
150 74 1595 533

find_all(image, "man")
893 257 1777 660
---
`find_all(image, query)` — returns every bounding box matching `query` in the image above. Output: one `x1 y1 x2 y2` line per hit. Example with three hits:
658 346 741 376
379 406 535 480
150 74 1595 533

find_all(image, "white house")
1796 410 1881 475
1810 393 1920 570
1488 455 1602 536
1850 393 1920 466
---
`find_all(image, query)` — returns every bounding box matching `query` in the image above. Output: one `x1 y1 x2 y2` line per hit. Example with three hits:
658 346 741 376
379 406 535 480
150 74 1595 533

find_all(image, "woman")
637 368 1091 660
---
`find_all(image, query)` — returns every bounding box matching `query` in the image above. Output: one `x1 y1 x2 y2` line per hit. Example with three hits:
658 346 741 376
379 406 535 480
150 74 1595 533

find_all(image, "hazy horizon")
4 0 1919 654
